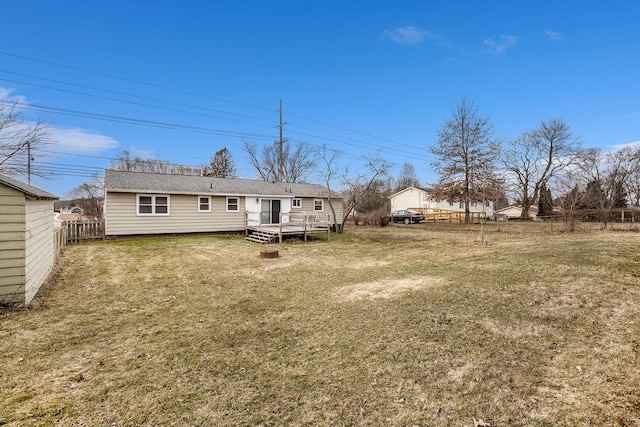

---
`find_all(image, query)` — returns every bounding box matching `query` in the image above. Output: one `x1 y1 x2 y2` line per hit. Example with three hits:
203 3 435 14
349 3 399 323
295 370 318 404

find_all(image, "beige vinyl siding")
332 199 344 225
0 184 26 303
105 192 247 235
299 197 317 213
298 197 343 225
24 198 55 304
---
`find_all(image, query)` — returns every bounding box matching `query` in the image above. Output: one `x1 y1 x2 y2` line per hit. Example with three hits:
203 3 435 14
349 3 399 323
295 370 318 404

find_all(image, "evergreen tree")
611 180 628 208
537 182 554 217
203 148 237 178
580 179 603 210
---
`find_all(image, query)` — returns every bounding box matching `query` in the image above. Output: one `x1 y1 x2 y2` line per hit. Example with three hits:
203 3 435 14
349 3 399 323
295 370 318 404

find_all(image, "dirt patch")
346 259 393 269
334 276 445 301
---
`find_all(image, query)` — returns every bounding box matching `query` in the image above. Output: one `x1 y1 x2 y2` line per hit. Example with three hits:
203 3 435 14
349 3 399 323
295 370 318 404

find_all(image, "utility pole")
277 99 285 182
27 140 31 185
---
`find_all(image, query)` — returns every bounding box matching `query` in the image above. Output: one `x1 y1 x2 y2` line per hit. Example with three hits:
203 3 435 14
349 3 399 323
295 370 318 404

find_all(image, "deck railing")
245 211 332 242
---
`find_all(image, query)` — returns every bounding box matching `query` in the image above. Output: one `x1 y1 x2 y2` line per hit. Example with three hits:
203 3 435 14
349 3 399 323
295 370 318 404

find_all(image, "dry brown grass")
1 223 639 426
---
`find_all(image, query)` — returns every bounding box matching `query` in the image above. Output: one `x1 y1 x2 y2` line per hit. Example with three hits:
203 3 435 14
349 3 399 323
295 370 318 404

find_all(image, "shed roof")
0 174 59 200
104 169 333 198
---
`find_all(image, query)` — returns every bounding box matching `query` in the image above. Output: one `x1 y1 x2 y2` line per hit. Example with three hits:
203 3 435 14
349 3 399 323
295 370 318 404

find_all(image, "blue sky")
2 1 639 197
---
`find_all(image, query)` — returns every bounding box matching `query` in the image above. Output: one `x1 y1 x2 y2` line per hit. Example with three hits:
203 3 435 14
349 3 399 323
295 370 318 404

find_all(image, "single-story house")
495 205 539 220
59 206 84 214
0 174 59 306
390 187 495 217
104 169 343 236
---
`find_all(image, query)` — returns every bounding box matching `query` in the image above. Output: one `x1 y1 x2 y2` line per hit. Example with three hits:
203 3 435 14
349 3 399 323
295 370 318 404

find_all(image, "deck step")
245 231 277 244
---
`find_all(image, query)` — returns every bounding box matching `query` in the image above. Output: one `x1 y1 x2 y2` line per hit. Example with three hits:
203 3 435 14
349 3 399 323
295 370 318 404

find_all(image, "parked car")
390 209 425 224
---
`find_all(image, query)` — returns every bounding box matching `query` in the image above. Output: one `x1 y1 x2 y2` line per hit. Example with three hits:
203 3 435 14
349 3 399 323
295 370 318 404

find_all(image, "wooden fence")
54 227 66 255
409 208 487 224
61 219 105 244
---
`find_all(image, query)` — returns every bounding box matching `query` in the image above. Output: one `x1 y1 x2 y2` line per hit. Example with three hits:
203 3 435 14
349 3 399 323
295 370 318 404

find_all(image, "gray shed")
0 174 58 306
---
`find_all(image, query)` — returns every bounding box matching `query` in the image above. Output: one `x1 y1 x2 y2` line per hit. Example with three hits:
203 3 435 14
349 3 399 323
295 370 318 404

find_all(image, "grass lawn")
1 223 639 426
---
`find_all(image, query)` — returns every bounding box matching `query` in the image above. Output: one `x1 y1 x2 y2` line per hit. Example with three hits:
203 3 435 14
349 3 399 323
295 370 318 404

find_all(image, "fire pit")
260 249 279 259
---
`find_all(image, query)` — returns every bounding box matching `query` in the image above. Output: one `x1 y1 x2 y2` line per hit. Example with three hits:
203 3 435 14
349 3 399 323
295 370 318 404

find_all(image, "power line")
287 111 426 151
0 50 277 113
286 125 431 162
1 51 436 176
0 71 275 126
8 100 274 140
2 71 428 161
1 52 427 157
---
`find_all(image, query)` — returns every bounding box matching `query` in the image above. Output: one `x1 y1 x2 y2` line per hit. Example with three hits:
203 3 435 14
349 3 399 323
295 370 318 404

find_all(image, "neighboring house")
104 169 343 236
60 206 84 214
495 205 539 220
0 174 58 306
390 187 495 217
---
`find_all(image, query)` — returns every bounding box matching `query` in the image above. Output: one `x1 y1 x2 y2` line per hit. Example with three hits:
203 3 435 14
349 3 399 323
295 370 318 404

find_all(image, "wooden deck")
245 211 332 243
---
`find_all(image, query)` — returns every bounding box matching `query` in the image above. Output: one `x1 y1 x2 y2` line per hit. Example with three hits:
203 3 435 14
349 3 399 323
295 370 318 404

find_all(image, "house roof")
104 169 334 198
0 174 59 200
389 186 434 198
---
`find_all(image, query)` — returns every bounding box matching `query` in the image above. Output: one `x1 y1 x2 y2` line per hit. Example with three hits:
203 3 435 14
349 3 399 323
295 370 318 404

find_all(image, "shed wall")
0 184 26 303
24 198 55 304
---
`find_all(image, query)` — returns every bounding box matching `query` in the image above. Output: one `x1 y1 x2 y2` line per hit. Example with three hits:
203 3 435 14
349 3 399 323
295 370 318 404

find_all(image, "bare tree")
430 99 499 223
394 162 421 192
316 144 342 231
339 153 391 229
501 118 582 219
203 147 237 178
110 150 201 175
243 139 316 183
578 146 635 228
623 145 640 207
68 174 104 219
552 166 591 232
0 100 51 179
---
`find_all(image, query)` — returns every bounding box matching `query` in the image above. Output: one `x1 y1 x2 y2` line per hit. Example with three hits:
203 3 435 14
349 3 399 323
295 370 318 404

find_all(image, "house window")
292 198 301 208
471 201 477 207
198 196 211 212
137 194 170 216
226 197 239 212
449 201 454 207
314 199 324 212
459 201 465 209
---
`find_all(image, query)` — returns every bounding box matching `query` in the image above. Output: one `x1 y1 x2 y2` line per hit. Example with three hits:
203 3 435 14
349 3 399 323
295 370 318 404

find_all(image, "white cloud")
126 145 155 159
608 140 640 151
483 35 519 54
382 25 437 44
1 87 119 155
0 87 28 106
544 29 564 41
49 127 119 154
